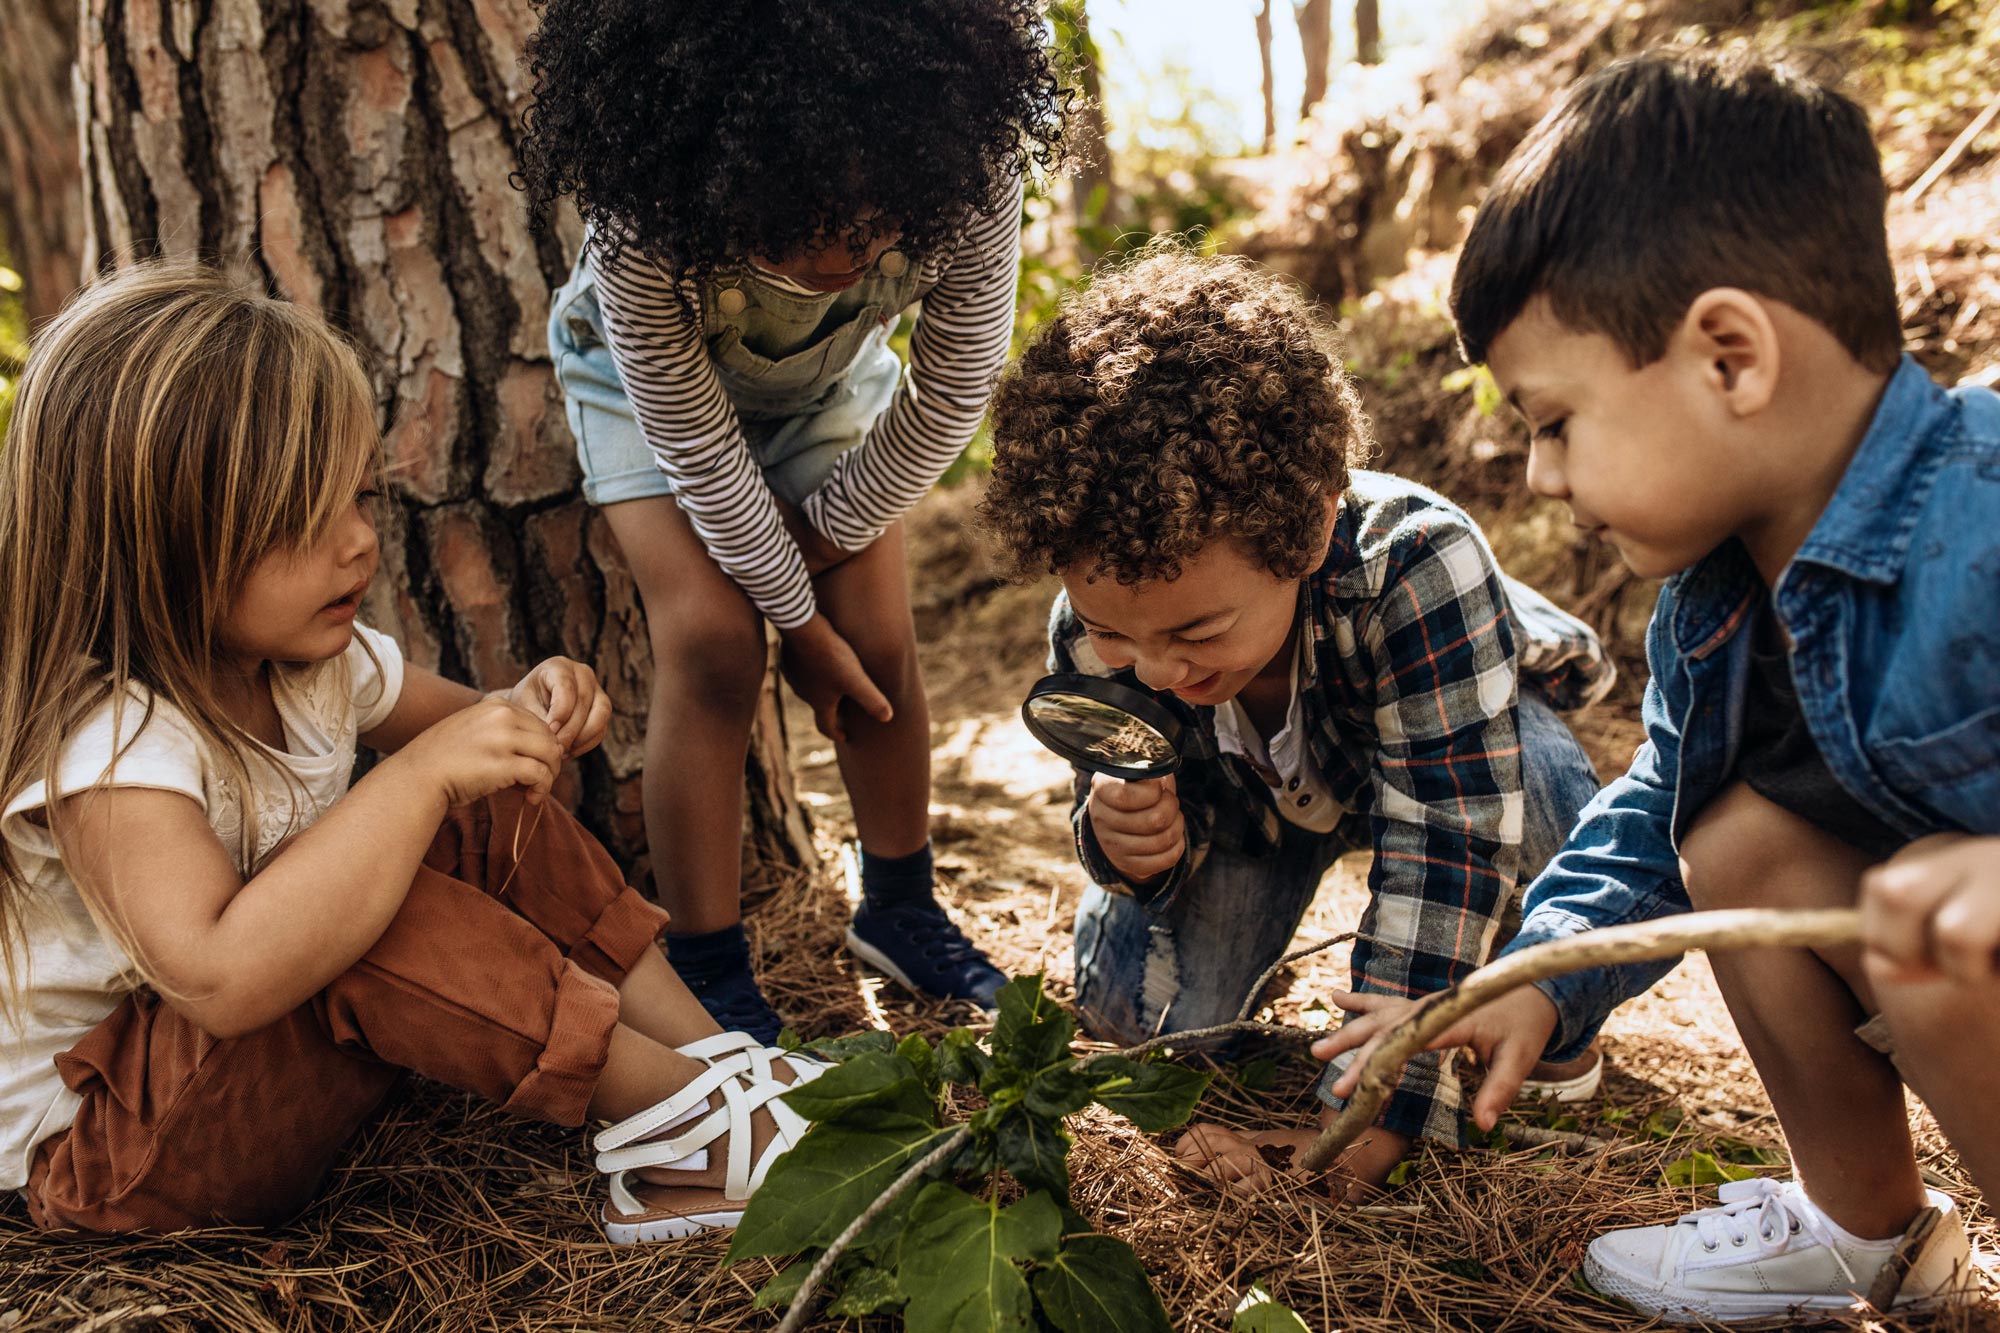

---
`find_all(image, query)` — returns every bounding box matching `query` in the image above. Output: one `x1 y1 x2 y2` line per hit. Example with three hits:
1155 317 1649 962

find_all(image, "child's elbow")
158 981 293 1042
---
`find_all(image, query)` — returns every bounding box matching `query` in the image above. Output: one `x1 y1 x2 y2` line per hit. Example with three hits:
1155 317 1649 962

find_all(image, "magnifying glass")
1020 673 1186 780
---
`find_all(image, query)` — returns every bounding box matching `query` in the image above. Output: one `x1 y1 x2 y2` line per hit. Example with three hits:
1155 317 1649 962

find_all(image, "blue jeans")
1072 691 1602 1108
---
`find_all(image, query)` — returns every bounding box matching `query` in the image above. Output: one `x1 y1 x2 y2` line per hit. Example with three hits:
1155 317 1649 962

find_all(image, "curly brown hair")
981 246 1369 586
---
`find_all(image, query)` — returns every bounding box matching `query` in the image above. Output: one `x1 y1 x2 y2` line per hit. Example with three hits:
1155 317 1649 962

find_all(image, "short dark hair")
980 245 1367 586
1451 50 1901 373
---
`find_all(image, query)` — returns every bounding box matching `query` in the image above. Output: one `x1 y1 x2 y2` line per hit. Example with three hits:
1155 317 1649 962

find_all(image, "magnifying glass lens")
1020 674 1185 779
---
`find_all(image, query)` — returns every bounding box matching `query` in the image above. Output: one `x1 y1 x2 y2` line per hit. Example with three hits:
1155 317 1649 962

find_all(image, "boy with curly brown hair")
980 246 1614 1193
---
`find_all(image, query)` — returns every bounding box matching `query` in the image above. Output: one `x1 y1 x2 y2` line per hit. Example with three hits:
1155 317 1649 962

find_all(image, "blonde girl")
0 262 821 1241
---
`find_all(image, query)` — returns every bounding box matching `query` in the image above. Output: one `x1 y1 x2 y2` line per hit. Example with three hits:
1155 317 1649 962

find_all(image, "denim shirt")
1504 356 2000 1061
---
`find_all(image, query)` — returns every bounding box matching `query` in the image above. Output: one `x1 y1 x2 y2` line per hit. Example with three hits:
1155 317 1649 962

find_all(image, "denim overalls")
547 242 925 507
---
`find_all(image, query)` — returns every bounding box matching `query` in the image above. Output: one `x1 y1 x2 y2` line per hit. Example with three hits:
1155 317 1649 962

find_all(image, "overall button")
715 287 748 316
877 250 909 278
1296 794 1312 808
1286 777 1300 791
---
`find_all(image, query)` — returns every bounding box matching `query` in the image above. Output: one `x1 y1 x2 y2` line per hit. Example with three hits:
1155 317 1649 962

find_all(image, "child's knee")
647 607 767 711
1679 782 1866 910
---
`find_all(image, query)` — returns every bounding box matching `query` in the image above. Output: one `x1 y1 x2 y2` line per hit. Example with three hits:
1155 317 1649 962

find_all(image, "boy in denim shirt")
980 247 1613 1196
1321 51 1996 1320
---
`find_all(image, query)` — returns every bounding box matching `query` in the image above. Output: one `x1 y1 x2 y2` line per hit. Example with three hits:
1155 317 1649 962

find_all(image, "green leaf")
1024 1062 1100 1119
776 1027 803 1053
780 1051 936 1129
1661 1151 1757 1188
828 1263 906 1318
1385 1159 1417 1187
727 1124 951 1261
1234 1058 1279 1092
992 974 1075 1073
900 1032 941 1098
1085 1056 1211 1133
1033 1234 1173 1333
897 1184 1061 1333
995 1107 1073 1202
804 1029 900 1060
752 1257 813 1310
1230 1280 1312 1333
938 1027 994 1085
1641 1105 1687 1141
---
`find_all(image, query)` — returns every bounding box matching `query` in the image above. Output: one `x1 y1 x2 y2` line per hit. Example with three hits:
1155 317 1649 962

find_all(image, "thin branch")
1298 908 1860 1172
773 1127 971 1333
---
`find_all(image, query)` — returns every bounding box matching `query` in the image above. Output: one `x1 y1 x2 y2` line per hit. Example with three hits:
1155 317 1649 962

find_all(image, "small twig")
1903 90 2000 206
1233 933 1358 1023
1299 908 1862 1172
1494 1121 1653 1160
774 1127 970 1333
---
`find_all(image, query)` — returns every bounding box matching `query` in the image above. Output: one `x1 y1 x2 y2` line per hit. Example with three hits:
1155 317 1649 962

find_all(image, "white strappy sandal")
593 1035 828 1244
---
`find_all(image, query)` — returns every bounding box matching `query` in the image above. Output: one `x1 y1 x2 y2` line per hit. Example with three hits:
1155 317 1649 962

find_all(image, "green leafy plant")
728 974 1211 1332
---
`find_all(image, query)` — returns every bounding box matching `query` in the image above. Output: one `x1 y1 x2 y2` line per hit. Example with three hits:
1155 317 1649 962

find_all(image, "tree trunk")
1051 2 1113 254
72 0 815 884
1294 0 1332 121
0 0 87 326
1255 0 1276 153
1355 0 1382 66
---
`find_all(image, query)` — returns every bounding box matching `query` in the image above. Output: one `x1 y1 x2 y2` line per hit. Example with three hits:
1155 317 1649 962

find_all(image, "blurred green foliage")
0 248 24 437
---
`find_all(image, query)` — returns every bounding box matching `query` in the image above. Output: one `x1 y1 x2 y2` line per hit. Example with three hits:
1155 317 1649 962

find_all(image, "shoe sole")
844 928 997 1010
1516 1056 1603 1104
602 1205 745 1244
1579 1255 1979 1323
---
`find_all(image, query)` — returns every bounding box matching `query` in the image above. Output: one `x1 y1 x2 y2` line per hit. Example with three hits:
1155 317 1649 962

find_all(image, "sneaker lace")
879 901 988 966
1683 1180 1859 1285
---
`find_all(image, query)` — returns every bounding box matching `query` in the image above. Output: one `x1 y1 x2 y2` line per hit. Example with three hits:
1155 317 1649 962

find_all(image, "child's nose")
1131 651 1191 692
1525 439 1568 500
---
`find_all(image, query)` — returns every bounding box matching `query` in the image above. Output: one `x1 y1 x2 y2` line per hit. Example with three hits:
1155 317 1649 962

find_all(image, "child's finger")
846 666 894 725
1323 1033 1389 1098
1470 1035 1541 1131
1325 989 1393 1016
1095 776 1165 813
1861 861 1958 974
1932 885 2000 986
572 690 612 757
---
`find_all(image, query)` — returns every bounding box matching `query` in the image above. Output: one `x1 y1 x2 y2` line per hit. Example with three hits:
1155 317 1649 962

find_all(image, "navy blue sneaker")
682 965 784 1046
846 897 1007 1008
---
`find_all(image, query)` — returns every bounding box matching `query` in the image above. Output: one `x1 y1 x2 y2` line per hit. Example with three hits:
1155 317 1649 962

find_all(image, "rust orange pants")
25 790 668 1235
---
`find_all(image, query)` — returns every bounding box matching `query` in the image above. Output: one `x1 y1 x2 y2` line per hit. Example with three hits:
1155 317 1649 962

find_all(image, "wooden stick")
1298 908 1861 1172
1903 92 2000 207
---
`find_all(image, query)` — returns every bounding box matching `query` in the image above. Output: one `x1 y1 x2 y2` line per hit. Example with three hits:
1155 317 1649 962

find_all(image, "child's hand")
1314 986 1560 1132
392 695 567 809
1086 773 1185 885
506 656 612 757
1861 833 2000 987
780 614 893 742
1173 1122 1411 1203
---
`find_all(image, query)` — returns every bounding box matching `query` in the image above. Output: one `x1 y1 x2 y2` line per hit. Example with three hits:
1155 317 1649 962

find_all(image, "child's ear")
1677 288 1779 417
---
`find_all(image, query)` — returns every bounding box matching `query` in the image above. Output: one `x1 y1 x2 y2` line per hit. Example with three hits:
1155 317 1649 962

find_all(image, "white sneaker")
1583 1178 1979 1323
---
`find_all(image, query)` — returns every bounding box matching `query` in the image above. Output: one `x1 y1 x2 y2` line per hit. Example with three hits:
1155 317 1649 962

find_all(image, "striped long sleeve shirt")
588 180 1023 628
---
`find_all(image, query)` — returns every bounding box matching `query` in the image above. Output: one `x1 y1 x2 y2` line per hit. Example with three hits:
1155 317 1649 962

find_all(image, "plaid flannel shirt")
1052 471 1615 1142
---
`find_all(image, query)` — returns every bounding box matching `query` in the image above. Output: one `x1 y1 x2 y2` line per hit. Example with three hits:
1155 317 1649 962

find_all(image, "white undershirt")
1212 637 1344 834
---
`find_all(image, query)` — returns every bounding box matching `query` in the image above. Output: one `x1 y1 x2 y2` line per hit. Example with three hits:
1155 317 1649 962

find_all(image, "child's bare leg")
601 497 768 933
1871 973 2000 1199
1679 782 1924 1238
615 944 726 1048
812 520 930 856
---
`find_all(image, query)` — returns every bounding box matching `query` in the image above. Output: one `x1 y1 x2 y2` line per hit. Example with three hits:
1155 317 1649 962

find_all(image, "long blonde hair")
0 261 382 1014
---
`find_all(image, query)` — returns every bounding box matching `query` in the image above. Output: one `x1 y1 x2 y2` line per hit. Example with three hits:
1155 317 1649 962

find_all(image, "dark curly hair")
981 245 1369 586
516 0 1069 278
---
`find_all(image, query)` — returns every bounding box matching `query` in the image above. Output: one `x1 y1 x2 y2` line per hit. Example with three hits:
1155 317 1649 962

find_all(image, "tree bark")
1255 0 1276 153
72 0 815 882
1051 2 1113 253
0 0 87 326
1355 0 1382 66
1294 0 1332 121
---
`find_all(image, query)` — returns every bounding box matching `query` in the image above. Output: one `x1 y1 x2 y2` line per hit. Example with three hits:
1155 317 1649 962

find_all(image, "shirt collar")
1790 355 1954 585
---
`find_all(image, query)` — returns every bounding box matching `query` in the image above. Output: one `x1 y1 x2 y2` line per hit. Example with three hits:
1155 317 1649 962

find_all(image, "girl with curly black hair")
518 1 1067 1064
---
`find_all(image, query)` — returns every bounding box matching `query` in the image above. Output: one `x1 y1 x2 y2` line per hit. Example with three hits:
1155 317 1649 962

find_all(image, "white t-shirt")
1213 637 1345 835
0 625 404 1190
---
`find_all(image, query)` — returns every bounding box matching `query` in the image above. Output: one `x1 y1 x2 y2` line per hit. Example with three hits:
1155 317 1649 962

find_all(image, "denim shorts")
547 279 904 509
